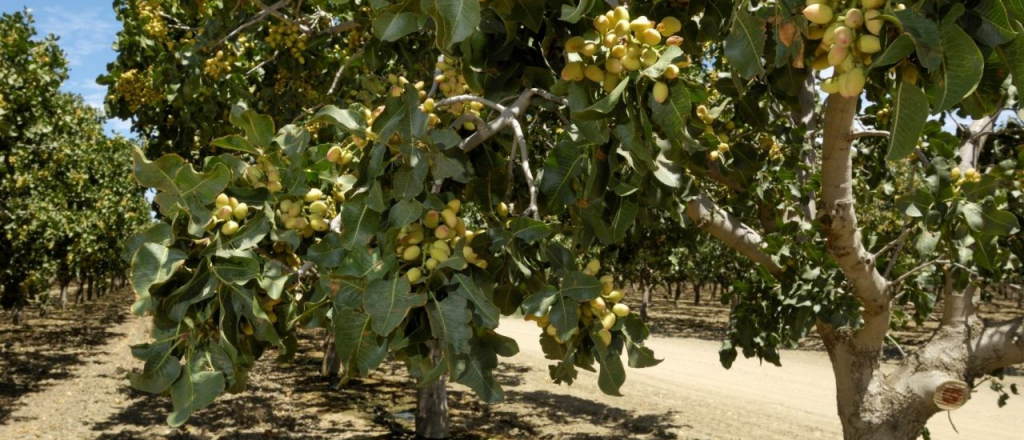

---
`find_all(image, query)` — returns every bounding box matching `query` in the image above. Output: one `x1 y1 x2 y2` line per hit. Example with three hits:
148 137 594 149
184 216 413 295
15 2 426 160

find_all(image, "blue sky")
1 0 131 136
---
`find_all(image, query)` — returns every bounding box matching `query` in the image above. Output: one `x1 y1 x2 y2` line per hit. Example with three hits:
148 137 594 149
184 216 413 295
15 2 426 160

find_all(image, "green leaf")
334 309 388 377
566 83 609 145
174 163 230 202
539 142 584 214
723 10 767 78
967 0 1017 47
389 199 424 227
422 0 480 50
167 370 225 427
393 164 427 200
591 342 625 396
310 106 366 133
132 148 183 193
887 82 929 161
363 276 426 335
491 0 544 32
258 261 288 300
966 204 1021 236
928 21 983 113
508 217 552 242
129 352 181 394
915 230 941 258
642 46 685 79
229 107 275 148
212 256 260 285
559 0 596 23
870 34 916 71
124 222 174 263
622 314 662 368
983 207 1020 236
894 9 942 71
426 295 473 355
450 273 500 328
962 202 986 232
130 243 188 315
305 233 345 268
997 21 1024 93
548 295 578 341
560 271 601 301
521 285 559 316
573 77 629 120
649 81 693 144
210 135 259 155
895 189 934 217
972 232 999 270
373 3 426 42
456 342 504 403
610 195 638 241
216 215 271 253
340 195 382 248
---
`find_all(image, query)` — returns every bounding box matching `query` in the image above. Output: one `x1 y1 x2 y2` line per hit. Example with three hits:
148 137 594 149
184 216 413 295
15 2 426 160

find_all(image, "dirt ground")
0 286 1021 440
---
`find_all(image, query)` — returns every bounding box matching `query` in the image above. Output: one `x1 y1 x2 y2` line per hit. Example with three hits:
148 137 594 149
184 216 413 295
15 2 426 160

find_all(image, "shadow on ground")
90 329 679 440
0 287 130 425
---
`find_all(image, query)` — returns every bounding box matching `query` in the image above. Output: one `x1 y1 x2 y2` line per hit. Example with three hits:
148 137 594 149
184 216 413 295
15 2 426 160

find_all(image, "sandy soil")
0 288 1021 440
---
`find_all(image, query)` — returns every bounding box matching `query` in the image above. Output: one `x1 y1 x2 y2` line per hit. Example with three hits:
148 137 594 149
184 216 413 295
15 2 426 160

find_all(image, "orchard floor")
0 287 1021 440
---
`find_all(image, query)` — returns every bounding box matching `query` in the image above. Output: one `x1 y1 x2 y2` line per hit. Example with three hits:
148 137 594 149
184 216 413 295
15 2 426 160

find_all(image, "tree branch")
959 116 993 171
684 194 783 276
873 227 913 261
511 119 539 219
210 0 290 50
969 317 1024 374
889 258 945 288
819 95 890 315
941 273 977 328
848 130 890 141
456 88 566 153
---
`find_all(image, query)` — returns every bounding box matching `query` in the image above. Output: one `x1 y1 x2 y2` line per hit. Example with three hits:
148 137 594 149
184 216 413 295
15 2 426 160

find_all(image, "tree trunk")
11 306 22 325
86 277 94 301
415 340 450 439
693 283 702 305
673 282 682 308
640 281 651 322
321 332 343 377
59 282 69 310
75 280 85 304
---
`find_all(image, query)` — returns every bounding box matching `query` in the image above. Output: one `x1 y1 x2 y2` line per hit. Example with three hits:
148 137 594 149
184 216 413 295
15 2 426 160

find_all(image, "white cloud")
66 79 108 110
35 6 119 67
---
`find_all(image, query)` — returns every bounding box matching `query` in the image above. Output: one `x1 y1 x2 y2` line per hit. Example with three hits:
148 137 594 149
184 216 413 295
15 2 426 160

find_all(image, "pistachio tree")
111 0 1023 439
0 10 151 322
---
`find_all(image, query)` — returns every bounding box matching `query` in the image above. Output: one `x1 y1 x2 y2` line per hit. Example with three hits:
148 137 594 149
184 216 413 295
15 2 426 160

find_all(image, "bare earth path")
498 318 1024 440
1 295 1020 439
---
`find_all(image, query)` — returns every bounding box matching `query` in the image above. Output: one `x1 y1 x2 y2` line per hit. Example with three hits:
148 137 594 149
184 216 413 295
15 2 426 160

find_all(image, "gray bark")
321 332 343 377
415 340 450 439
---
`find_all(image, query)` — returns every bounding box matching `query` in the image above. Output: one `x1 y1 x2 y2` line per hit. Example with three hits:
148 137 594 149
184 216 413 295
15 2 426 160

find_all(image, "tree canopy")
0 10 151 317
111 1 1023 438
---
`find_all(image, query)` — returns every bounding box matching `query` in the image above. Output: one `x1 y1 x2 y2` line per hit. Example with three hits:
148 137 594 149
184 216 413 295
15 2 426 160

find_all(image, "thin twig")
511 119 539 219
885 334 906 358
435 95 504 112
291 103 325 124
848 130 890 141
913 147 931 167
427 55 445 98
874 227 913 261
317 21 359 36
891 259 948 288
246 52 279 75
210 0 290 50
327 49 361 96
